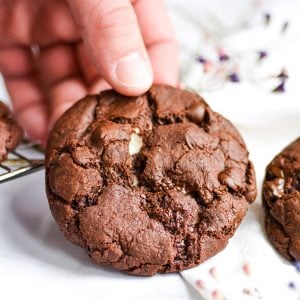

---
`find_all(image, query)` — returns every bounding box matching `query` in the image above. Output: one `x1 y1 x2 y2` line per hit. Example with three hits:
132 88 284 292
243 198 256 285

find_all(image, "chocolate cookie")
263 138 300 261
0 101 23 162
46 85 257 276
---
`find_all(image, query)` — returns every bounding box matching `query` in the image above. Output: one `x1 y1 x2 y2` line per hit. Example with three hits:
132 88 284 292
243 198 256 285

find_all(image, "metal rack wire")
0 140 44 184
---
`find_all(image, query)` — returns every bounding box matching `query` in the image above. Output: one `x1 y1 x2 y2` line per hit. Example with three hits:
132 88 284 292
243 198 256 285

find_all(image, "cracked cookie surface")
263 138 300 261
0 101 23 162
46 85 257 276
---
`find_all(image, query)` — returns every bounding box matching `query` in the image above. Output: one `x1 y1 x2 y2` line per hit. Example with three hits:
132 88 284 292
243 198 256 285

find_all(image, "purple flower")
264 13 271 26
228 73 240 83
196 56 207 64
219 53 230 62
272 81 285 93
288 282 296 289
217 48 230 62
258 50 268 60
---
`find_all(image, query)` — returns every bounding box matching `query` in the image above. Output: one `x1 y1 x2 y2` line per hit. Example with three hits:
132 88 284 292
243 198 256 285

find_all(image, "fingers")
89 78 111 94
0 46 33 77
76 42 98 84
48 77 87 129
133 0 179 86
0 0 34 46
66 0 153 96
33 0 80 46
0 46 48 142
5 76 48 143
39 43 80 86
0 0 80 47
0 0 179 146
38 44 86 130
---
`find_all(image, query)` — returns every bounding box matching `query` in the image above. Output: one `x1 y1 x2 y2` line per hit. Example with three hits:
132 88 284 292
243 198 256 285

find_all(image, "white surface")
1 0 300 299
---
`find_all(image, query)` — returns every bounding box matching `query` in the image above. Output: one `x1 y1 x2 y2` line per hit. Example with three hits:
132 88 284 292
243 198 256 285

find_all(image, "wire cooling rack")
0 140 44 184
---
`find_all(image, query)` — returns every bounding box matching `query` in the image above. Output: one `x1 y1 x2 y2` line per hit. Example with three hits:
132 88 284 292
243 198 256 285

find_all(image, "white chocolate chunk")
134 127 140 134
129 133 143 155
132 175 139 187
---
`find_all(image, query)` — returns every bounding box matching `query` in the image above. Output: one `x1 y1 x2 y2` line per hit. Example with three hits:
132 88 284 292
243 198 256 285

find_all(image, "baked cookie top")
263 138 300 261
0 101 23 162
46 85 256 276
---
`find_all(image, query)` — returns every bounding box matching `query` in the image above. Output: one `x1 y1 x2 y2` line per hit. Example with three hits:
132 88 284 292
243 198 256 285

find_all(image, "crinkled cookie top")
46 85 256 276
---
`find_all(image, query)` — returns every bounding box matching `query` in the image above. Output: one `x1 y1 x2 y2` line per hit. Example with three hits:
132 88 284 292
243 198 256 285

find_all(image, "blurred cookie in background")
263 138 300 261
0 101 23 162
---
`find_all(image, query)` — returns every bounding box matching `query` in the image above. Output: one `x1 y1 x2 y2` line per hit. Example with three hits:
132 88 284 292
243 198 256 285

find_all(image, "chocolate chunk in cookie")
0 101 23 162
263 138 300 261
46 85 257 276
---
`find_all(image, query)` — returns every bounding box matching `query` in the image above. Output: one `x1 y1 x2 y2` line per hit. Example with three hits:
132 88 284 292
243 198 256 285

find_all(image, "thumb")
66 0 153 96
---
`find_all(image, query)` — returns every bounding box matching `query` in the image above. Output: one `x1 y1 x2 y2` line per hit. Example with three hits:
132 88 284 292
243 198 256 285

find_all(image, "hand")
0 0 179 144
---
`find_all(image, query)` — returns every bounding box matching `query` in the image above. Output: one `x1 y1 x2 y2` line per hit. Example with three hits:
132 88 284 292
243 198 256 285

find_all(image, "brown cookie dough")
263 138 300 261
0 101 23 162
46 85 257 276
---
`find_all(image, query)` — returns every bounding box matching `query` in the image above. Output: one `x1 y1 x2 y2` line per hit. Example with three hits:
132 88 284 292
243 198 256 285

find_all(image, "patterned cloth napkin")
180 198 300 299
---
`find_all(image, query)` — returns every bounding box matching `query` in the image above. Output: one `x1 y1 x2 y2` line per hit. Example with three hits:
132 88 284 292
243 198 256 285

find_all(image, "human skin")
0 0 179 144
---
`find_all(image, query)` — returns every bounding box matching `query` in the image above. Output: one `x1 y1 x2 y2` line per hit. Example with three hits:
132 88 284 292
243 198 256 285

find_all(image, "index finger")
133 0 179 86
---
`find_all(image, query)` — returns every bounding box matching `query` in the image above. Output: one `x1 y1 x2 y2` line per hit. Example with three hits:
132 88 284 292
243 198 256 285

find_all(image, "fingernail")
114 52 153 89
